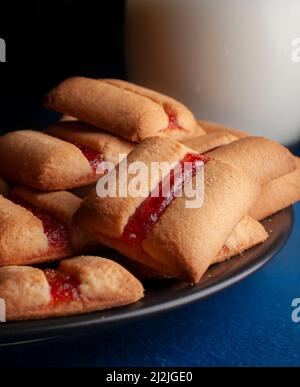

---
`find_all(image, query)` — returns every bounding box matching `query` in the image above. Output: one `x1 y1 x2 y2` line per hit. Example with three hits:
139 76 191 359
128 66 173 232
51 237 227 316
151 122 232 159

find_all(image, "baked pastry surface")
43 77 204 142
117 215 268 279
207 136 296 185
46 120 135 166
195 130 298 219
76 137 261 282
199 120 249 138
0 187 97 266
0 256 144 320
0 195 49 265
183 131 238 154
0 130 98 190
214 215 268 263
250 156 300 220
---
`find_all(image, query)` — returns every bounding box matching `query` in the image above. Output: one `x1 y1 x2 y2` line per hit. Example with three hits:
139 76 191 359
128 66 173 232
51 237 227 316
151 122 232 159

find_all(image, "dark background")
0 0 125 132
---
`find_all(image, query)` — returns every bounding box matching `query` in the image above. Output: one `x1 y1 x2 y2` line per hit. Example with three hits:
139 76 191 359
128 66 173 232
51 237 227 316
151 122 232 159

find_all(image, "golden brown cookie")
207 136 296 185
0 256 144 320
0 130 100 190
249 156 300 220
46 120 135 166
183 131 238 154
43 77 204 142
75 137 260 283
0 187 97 266
117 215 268 279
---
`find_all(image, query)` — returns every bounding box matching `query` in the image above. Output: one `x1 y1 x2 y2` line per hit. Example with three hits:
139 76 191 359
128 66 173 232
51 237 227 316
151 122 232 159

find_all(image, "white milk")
126 0 300 144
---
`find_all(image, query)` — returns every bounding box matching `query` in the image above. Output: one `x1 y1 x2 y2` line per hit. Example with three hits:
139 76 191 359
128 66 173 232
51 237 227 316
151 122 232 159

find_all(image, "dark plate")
0 207 294 347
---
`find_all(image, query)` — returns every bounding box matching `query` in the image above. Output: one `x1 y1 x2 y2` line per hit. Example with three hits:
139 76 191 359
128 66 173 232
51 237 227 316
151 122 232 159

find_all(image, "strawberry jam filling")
122 153 209 246
76 144 103 171
44 269 80 303
168 114 180 129
9 195 70 249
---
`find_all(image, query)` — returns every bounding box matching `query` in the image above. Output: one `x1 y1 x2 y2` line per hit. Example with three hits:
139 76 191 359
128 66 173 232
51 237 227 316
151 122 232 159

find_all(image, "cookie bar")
75 137 261 283
0 127 132 190
207 136 296 185
249 156 300 220
46 120 135 166
118 215 268 279
0 130 100 190
0 186 96 266
43 77 204 142
0 256 144 320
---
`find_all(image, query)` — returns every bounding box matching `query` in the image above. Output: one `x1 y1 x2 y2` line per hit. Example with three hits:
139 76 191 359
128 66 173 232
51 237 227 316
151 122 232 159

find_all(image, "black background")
0 0 125 132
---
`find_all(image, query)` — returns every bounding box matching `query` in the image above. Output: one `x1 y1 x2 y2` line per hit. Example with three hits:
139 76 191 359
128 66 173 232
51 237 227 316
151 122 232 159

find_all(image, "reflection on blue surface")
1 204 300 367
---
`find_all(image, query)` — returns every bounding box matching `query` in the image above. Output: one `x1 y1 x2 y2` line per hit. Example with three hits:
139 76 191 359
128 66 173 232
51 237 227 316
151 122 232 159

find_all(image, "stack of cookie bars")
0 77 299 320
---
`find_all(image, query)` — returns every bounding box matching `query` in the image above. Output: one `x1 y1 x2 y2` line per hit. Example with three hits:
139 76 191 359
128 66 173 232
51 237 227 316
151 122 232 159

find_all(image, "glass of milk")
126 0 300 144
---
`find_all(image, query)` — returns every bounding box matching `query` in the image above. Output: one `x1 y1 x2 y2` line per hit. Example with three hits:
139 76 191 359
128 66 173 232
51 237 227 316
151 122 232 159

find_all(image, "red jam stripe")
166 113 188 131
44 269 80 303
9 195 70 249
75 144 103 171
122 153 209 246
168 114 180 129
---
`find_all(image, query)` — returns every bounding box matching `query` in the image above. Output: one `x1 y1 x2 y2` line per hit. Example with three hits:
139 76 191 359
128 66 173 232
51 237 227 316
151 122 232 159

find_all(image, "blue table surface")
0 202 299 367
